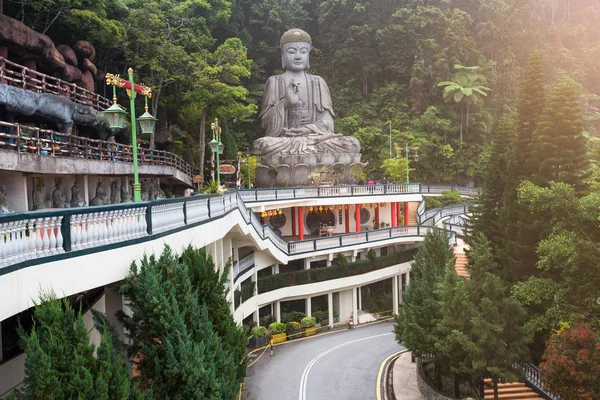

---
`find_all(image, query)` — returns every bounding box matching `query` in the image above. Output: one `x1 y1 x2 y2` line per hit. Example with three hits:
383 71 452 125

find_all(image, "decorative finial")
128 67 133 75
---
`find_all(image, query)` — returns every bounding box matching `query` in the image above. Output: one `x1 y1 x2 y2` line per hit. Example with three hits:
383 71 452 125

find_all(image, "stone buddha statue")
252 29 361 186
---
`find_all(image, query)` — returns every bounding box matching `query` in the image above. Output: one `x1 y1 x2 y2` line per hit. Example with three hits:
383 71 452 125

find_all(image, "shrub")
259 314 275 327
251 326 268 339
312 311 328 323
335 253 349 269
300 316 317 328
281 311 306 323
425 189 465 209
285 322 300 333
268 322 286 334
367 249 377 262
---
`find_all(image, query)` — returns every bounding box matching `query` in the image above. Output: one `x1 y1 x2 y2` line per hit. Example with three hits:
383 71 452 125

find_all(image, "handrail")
0 57 112 111
0 120 193 182
418 203 472 226
513 362 564 400
238 184 478 203
233 253 255 283
0 191 468 272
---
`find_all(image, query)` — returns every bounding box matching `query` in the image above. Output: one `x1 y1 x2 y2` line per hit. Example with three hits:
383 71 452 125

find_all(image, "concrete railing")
0 57 112 111
233 253 255 284
238 184 478 202
0 191 470 273
0 120 194 181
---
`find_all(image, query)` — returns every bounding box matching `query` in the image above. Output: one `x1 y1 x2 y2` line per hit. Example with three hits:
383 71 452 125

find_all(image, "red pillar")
291 206 296 236
355 204 361 232
375 205 380 229
396 202 402 225
345 206 350 233
391 202 396 227
404 202 409 226
298 206 304 240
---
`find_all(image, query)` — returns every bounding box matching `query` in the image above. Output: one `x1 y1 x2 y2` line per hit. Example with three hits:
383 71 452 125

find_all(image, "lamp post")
209 118 224 186
395 144 419 184
104 69 156 202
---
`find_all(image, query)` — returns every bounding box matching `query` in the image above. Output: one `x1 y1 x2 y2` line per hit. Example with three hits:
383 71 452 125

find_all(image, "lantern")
278 209 282 215
319 206 323 212
309 206 314 212
104 103 128 129
137 111 158 134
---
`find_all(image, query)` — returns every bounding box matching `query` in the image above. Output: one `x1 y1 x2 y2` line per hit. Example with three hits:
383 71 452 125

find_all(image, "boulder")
74 40 95 61
56 44 77 67
82 58 97 76
78 70 94 92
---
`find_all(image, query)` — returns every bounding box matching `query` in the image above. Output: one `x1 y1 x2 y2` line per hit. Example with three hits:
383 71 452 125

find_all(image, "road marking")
298 332 393 400
375 349 408 400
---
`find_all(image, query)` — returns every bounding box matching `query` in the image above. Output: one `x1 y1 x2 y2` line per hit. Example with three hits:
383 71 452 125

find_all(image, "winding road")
243 320 404 400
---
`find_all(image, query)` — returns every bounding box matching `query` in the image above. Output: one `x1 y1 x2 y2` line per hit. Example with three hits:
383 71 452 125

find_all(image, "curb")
377 349 409 400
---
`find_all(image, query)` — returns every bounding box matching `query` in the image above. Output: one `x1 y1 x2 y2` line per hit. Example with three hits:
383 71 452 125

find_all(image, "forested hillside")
4 0 600 183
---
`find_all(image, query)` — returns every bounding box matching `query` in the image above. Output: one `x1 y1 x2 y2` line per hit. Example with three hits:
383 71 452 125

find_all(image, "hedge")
257 248 417 294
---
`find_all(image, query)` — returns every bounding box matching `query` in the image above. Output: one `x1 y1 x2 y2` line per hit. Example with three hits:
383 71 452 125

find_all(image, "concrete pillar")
105 288 125 343
406 271 411 286
352 287 358 324
298 206 304 240
328 292 334 328
270 303 274 317
83 175 90 205
253 309 259 325
233 246 239 263
392 275 399 315
21 175 29 211
345 206 350 233
398 273 404 303
304 258 311 270
326 259 332 267
391 201 396 227
291 206 296 236
275 301 281 322
358 287 362 310
355 204 361 232
305 296 312 317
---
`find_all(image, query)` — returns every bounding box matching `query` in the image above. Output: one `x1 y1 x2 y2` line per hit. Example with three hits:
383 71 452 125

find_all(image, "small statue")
90 181 105 206
70 181 86 207
0 185 14 214
32 182 45 210
52 182 66 208
141 180 150 201
110 180 121 204
121 182 132 203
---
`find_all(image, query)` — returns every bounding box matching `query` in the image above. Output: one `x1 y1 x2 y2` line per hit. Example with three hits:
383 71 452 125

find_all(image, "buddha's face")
282 42 310 71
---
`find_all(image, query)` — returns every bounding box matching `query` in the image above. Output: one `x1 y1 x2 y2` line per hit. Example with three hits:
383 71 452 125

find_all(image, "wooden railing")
0 120 193 181
0 57 112 111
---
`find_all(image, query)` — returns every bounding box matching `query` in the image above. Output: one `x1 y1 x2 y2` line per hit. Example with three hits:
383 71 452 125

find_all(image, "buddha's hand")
285 127 312 136
286 83 300 105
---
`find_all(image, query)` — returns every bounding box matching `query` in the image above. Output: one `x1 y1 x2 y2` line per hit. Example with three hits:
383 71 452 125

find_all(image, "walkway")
392 352 424 400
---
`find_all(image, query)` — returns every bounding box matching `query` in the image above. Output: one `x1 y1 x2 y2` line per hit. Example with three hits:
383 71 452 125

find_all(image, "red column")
375 205 380 229
396 202 402 225
355 204 361 233
298 206 304 240
404 202 409 226
345 206 350 233
291 206 296 236
391 202 396 227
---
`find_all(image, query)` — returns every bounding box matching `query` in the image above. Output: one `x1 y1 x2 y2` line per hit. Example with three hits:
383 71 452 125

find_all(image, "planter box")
248 335 269 348
303 327 317 337
270 332 287 344
286 329 302 340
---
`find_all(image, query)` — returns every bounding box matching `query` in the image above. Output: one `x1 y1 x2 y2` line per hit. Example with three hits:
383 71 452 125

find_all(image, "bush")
268 322 286 334
367 249 377 262
335 253 349 269
259 315 275 327
312 311 328 323
300 316 317 328
251 326 268 339
425 189 465 209
285 321 300 333
281 311 306 323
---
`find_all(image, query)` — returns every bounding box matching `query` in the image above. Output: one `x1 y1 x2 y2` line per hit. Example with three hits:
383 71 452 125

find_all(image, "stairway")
483 380 543 400
407 202 418 225
454 238 470 278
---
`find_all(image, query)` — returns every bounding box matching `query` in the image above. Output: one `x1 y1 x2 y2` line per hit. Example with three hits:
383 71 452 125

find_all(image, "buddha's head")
280 29 311 71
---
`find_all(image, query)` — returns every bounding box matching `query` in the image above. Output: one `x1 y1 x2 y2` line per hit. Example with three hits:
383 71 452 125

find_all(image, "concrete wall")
1 171 28 212
416 358 455 400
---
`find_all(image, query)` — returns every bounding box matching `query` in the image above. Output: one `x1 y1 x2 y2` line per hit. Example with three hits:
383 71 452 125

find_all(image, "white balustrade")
152 202 185 234
186 198 209 224
314 237 340 251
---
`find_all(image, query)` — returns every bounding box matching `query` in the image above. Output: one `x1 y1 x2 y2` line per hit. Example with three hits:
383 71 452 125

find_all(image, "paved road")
243 321 404 400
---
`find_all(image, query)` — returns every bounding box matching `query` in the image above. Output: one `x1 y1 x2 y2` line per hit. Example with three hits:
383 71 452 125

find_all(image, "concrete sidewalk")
393 352 424 400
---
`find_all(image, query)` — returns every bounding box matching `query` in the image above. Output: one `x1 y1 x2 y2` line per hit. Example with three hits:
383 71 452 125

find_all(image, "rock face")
57 44 77 67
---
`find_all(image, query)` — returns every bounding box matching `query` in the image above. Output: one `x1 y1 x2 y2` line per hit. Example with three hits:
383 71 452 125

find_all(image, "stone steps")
483 380 543 400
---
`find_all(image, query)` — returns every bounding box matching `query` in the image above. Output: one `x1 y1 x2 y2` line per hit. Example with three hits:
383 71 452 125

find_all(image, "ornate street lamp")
395 144 420 184
105 69 156 202
209 118 223 186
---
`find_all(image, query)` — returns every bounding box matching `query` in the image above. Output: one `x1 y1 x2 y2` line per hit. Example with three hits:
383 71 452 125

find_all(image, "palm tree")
438 65 491 144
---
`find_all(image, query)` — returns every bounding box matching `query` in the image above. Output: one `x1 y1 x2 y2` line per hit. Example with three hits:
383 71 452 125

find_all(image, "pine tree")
394 228 455 388
534 82 588 189
463 234 530 400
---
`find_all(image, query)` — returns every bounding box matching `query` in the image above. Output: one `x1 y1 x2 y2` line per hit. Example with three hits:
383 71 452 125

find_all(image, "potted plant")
301 316 317 337
312 311 329 327
268 322 287 344
285 321 302 340
248 326 269 348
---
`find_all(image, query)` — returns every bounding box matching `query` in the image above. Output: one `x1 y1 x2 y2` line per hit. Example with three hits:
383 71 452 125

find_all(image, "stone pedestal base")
255 153 364 188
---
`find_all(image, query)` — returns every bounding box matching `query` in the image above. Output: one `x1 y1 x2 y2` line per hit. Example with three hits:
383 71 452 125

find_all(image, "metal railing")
0 120 193 182
0 191 467 271
513 362 564 400
417 203 472 226
0 57 112 111
238 184 477 202
233 253 255 283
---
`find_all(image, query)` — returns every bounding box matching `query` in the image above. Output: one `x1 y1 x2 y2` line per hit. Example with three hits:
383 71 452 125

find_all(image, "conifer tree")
394 228 455 388
534 82 587 189
463 234 530 400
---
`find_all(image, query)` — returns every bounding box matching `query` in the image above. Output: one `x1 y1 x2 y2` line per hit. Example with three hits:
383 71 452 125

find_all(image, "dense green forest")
4 0 600 184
